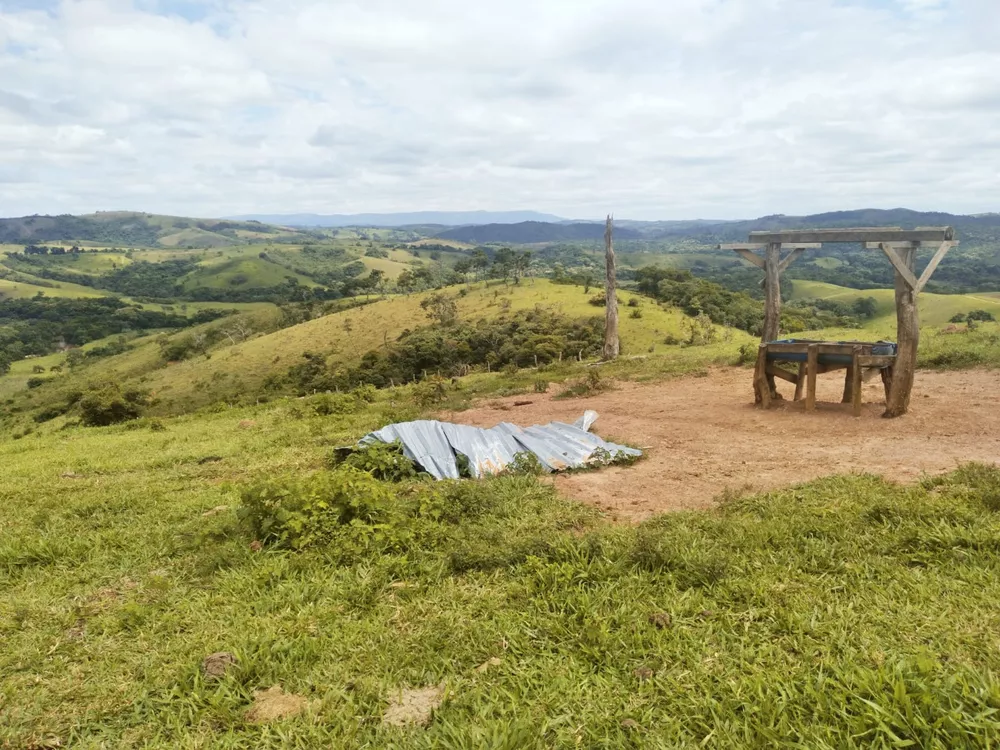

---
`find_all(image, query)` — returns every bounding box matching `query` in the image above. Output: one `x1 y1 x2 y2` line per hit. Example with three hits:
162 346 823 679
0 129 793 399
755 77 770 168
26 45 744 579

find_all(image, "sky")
1 0 998 221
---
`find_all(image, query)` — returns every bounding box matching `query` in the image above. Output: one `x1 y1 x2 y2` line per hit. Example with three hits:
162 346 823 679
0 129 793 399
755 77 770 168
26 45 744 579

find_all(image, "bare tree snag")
602 215 619 361
885 245 918 418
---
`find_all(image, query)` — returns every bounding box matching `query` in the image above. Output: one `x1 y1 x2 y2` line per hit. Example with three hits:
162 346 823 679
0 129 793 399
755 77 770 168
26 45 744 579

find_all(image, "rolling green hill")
0 212 325 248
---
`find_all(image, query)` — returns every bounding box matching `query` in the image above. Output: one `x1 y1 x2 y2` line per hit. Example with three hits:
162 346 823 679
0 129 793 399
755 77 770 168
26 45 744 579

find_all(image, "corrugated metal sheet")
357 410 641 480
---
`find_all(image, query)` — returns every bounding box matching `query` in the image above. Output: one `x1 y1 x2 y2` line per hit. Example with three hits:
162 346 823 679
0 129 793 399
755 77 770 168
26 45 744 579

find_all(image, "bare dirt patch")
382 685 445 728
442 368 1000 521
245 685 309 723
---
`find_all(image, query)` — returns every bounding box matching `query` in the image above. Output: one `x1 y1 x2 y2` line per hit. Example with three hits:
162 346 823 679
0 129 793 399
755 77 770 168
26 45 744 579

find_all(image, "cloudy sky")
1 0 998 220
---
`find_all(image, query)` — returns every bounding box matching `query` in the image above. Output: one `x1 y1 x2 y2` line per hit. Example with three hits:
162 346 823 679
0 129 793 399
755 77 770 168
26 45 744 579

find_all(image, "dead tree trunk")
762 242 781 398
602 214 619 361
885 244 918 418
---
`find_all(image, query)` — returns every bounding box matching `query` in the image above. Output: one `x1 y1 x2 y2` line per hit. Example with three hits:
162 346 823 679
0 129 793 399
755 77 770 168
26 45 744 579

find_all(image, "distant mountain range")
1 208 997 247
435 221 643 244
228 211 566 228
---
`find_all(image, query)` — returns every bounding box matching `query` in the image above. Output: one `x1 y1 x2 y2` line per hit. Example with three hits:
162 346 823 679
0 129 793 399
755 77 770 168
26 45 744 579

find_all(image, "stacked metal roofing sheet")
358 410 641 480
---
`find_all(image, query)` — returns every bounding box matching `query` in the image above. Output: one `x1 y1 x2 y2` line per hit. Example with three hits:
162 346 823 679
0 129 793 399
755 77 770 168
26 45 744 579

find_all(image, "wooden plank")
720 243 822 250
915 240 954 294
750 227 954 244
766 342 865 356
806 344 818 411
879 243 919 291
864 241 959 249
852 346 863 417
794 362 805 401
733 248 765 269
766 364 799 384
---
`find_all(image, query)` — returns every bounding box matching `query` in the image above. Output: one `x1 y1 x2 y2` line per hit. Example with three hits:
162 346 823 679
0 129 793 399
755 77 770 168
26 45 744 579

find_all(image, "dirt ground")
443 368 1000 521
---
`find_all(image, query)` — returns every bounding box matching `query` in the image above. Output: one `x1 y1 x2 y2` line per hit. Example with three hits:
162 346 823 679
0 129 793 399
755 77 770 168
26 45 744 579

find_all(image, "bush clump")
237 467 402 550
79 384 149 426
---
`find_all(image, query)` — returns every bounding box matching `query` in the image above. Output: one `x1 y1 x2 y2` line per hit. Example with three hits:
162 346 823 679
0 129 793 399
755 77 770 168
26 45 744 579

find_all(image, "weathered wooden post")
761 242 781 397
885 244 918 418
602 214 619 361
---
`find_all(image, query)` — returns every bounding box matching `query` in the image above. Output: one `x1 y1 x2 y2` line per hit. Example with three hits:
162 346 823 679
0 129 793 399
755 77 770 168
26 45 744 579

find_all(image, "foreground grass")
4 395 1000 747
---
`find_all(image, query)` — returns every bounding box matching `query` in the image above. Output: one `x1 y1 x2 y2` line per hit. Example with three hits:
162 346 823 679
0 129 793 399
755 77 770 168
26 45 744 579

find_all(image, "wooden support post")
754 344 770 408
851 346 863 417
763 242 781 397
794 362 806 401
885 245 918 418
806 344 818 411
881 366 894 404
842 365 853 404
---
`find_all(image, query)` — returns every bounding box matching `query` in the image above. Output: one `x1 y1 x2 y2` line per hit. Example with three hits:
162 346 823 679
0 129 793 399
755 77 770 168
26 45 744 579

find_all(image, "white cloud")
0 0 996 219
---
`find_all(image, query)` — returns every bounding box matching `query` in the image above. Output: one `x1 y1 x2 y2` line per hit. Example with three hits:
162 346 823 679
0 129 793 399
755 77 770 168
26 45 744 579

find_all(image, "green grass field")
4 384 1000 746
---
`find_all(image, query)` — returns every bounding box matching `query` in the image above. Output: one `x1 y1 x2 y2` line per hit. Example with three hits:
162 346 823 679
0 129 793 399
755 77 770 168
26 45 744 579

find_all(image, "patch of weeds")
331 441 426 483
555 369 613 399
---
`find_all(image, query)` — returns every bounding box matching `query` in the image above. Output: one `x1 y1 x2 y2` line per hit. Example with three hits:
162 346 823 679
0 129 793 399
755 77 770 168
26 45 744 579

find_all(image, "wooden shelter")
723 227 956 417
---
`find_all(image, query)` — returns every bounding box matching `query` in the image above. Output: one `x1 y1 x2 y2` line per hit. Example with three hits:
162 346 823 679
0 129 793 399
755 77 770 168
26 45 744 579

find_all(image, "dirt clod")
648 612 672 629
202 652 238 681
249 540 263 552
238 420 257 429
245 685 308 723
382 685 445 728
633 666 653 681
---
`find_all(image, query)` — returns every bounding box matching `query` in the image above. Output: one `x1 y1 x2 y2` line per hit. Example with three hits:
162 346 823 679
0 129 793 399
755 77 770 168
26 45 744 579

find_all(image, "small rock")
633 666 653 682
201 505 230 517
202 652 238 681
382 685 445 727
648 612 672 629
513 400 533 407
475 657 502 673
245 685 308 723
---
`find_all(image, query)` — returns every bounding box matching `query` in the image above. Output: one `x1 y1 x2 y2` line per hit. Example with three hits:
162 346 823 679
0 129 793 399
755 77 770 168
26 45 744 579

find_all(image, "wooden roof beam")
749 226 954 244
719 243 822 251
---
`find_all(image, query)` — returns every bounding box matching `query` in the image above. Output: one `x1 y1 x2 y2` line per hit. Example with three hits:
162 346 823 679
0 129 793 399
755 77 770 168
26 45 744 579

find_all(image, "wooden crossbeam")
765 364 799 384
880 243 919 291
864 241 960 249
750 227 953 244
719 243 822 251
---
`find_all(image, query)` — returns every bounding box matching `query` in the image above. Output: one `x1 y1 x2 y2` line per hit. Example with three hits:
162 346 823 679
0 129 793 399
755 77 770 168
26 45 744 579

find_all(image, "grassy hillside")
0 212 325 248
4 382 1000 745
790 280 1000 332
0 280 739 420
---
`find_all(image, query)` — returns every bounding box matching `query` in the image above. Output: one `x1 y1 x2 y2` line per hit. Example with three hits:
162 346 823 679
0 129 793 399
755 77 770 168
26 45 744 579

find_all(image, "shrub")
237 467 402 550
332 441 424 482
312 393 361 416
627 298 640 308
556 369 612 399
79 385 148 427
506 451 545 476
534 379 549 394
736 342 758 365
629 308 643 319
26 377 46 389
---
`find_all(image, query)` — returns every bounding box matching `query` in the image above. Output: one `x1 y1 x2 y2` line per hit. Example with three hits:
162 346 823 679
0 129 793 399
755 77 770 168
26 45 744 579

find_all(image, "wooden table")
755 340 897 416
